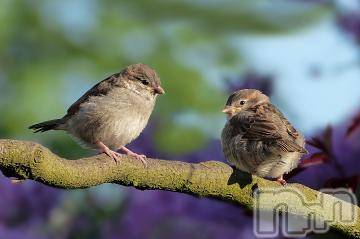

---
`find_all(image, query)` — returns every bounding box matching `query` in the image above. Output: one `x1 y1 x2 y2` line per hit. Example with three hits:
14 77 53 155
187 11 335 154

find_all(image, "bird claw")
106 150 122 162
96 141 121 162
126 152 147 166
120 146 147 167
96 142 148 166
275 176 287 186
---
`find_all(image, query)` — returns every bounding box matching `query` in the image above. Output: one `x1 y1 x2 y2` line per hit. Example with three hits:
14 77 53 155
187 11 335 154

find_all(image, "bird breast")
221 120 302 179
66 87 155 149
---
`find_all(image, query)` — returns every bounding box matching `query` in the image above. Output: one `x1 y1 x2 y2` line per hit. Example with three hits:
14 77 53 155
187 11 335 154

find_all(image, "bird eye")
133 75 150 86
141 79 149 85
239 100 246 105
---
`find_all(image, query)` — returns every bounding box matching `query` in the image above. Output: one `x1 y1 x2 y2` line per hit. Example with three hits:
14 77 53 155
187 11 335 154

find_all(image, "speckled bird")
221 89 307 185
29 63 164 164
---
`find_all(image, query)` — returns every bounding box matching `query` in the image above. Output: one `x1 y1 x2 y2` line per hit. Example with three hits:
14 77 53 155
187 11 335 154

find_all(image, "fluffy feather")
29 63 162 156
221 89 307 179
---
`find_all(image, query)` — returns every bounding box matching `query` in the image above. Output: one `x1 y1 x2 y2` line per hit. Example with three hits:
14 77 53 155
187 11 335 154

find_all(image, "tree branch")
0 139 359 238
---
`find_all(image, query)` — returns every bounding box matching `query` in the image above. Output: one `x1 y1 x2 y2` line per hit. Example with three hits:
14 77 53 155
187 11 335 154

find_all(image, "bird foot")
120 146 147 167
96 141 121 162
275 176 287 186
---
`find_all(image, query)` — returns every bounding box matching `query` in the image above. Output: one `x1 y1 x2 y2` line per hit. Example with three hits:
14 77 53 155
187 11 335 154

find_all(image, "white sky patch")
236 18 360 134
335 0 360 12
40 0 99 44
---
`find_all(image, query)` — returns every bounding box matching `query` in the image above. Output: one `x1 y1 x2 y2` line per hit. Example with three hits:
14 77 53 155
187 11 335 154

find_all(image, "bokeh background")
1 0 360 238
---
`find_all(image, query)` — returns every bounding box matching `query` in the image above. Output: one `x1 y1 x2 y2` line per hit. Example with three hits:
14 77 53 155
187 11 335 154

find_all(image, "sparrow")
29 63 164 164
221 89 307 185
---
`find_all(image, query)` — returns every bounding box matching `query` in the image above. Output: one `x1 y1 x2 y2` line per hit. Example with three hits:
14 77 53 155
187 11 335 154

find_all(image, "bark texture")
0 139 359 238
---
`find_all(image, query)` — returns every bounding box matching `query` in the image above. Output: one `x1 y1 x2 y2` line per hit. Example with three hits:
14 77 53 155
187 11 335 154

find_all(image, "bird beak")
222 106 235 115
154 86 165 95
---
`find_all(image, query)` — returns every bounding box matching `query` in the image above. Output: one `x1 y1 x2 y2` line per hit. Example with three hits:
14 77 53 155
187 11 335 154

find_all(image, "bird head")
222 89 269 118
122 63 165 97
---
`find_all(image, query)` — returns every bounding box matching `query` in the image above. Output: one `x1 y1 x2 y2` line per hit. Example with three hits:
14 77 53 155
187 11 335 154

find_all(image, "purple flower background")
1 1 360 239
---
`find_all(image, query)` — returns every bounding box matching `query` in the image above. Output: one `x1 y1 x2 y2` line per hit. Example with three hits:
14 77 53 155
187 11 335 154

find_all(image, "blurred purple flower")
104 189 255 239
2 74 359 239
0 176 62 239
0 225 46 239
289 124 360 190
346 111 360 137
337 11 360 43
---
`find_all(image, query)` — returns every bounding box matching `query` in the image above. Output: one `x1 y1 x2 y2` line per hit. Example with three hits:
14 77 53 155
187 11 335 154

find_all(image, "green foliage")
0 1 337 238
0 0 329 155
155 123 206 154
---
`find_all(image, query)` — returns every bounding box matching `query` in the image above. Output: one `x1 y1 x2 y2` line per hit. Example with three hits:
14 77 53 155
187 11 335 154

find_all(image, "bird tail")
29 118 65 133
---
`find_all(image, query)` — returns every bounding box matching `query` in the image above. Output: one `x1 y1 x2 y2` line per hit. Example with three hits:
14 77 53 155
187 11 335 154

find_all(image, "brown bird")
221 89 307 185
29 63 164 164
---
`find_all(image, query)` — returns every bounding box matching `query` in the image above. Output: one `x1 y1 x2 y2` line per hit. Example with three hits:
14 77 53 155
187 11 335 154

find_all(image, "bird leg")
275 175 287 186
96 141 121 162
119 146 147 166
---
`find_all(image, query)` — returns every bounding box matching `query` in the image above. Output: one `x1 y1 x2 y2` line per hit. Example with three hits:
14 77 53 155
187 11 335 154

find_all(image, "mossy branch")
0 139 359 238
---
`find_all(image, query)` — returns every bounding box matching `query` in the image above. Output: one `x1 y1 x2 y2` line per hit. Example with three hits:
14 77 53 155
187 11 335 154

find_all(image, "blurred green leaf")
0 0 330 156
155 123 206 154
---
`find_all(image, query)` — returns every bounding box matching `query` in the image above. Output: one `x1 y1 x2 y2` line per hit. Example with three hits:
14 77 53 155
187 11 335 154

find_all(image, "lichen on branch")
0 139 359 238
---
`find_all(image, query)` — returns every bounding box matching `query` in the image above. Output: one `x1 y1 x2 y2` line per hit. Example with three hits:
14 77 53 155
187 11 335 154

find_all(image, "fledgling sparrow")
29 63 164 164
221 89 307 185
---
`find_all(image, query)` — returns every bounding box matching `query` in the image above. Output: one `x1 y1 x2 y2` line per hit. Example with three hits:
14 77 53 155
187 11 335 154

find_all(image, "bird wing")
65 73 121 117
230 109 307 154
267 104 300 139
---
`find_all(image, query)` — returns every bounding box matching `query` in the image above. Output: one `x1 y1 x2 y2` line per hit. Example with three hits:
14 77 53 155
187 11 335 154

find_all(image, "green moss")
0 139 359 237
